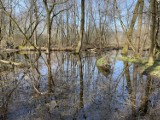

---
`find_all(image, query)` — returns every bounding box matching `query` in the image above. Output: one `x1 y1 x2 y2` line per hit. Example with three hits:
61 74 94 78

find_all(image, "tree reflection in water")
0 51 160 120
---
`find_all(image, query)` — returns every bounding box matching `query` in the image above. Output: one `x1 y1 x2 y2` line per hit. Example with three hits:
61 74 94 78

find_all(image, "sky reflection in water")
0 50 160 120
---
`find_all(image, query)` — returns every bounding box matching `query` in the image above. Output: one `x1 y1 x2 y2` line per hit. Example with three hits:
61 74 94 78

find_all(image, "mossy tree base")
118 56 160 78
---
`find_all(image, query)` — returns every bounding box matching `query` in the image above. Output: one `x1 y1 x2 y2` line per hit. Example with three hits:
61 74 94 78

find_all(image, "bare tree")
32 0 39 46
0 10 4 49
113 0 119 48
75 0 85 53
121 0 140 56
136 0 144 54
148 0 157 64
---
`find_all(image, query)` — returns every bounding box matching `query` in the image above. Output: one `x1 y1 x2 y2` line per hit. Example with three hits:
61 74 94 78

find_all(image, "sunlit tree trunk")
148 0 156 64
136 0 144 54
75 0 85 53
33 0 39 46
121 0 140 56
140 10 151 55
73 0 77 46
66 1 70 45
113 0 119 48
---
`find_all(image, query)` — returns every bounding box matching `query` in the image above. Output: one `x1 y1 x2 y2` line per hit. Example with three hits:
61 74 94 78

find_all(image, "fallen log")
51 47 74 51
16 46 46 51
0 59 29 67
15 46 74 51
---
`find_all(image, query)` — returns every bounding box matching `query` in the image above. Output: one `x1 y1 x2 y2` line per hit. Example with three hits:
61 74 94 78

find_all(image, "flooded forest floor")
0 50 160 120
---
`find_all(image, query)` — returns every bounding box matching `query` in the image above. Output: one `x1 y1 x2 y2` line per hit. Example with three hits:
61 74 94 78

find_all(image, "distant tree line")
0 0 159 61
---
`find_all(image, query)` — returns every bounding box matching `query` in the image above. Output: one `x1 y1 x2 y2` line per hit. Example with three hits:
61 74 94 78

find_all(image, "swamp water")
0 50 160 120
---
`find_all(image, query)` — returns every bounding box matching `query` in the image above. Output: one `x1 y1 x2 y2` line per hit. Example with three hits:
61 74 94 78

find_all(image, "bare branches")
114 0 137 54
51 5 72 27
0 0 41 50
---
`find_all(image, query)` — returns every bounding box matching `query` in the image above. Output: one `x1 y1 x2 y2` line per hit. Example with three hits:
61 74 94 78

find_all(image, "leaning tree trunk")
75 0 85 53
121 0 140 56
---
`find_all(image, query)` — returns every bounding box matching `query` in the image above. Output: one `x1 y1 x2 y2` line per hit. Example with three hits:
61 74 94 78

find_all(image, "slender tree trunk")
98 0 102 49
75 0 85 53
33 0 38 46
140 10 151 55
73 0 77 46
77 54 84 108
136 0 144 54
113 0 119 48
66 1 69 45
46 13 51 54
0 10 3 49
8 0 13 38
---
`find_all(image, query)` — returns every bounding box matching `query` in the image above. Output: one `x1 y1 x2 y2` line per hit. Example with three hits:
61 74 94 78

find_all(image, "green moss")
16 46 36 50
96 56 111 76
117 56 147 64
96 56 108 67
143 61 160 78
118 56 160 78
121 44 128 56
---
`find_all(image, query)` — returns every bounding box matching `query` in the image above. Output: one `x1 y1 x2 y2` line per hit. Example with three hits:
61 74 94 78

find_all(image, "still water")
0 50 160 120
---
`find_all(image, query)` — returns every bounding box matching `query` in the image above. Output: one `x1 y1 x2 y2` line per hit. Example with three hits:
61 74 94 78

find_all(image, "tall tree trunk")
42 0 54 92
148 0 156 64
78 54 84 108
73 0 77 46
66 1 69 45
33 0 38 46
98 0 102 49
113 0 119 48
0 10 3 49
8 0 13 38
136 0 144 54
75 0 85 53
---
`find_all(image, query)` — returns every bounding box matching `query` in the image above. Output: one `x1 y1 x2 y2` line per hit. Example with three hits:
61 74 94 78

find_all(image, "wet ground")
0 50 160 120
